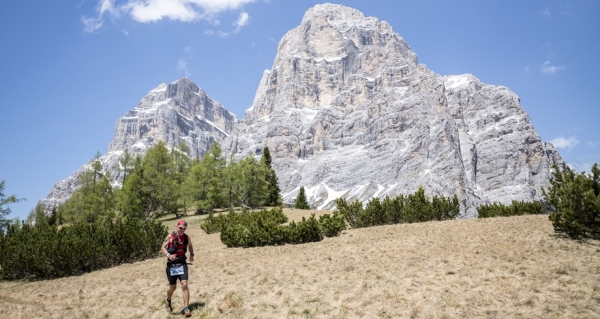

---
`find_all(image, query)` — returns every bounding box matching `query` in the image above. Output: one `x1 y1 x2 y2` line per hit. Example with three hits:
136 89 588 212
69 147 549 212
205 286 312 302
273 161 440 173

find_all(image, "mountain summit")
41 4 563 217
223 3 564 216
39 78 236 209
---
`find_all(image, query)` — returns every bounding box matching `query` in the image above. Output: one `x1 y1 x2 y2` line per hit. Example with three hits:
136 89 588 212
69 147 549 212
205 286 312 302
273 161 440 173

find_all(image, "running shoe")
164 298 173 312
184 307 191 317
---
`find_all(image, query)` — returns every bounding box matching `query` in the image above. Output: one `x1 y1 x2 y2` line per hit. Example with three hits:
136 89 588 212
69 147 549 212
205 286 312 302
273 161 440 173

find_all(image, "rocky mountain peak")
225 4 565 217
40 77 236 211
246 3 417 121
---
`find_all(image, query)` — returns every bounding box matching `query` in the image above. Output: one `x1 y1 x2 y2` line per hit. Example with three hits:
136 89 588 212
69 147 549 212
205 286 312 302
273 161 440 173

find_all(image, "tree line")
49 141 283 224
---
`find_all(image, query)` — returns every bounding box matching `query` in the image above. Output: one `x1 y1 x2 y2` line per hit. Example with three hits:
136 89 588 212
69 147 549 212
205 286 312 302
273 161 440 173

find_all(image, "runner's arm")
160 235 172 257
188 236 194 262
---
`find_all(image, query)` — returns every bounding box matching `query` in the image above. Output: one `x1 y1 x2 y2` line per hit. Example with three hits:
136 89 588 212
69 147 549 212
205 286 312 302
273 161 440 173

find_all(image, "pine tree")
295 186 310 210
261 147 282 207
544 163 600 240
240 156 268 208
0 180 24 232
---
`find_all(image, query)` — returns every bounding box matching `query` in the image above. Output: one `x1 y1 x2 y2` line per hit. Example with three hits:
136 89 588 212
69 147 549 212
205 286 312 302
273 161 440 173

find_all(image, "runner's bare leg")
181 280 189 307
167 284 177 301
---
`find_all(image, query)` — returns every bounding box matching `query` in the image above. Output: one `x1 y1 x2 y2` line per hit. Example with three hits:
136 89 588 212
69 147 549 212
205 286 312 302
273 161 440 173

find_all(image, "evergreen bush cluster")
0 218 167 280
477 200 543 218
200 207 346 248
335 187 460 228
544 164 600 240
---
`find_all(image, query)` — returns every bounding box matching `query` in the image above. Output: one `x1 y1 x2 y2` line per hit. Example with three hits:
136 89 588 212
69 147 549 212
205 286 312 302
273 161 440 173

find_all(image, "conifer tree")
240 156 268 208
261 147 282 207
117 149 134 181
0 180 24 232
185 142 227 212
295 186 310 210
223 155 242 208
141 141 178 217
544 163 600 239
172 142 192 216
25 204 48 226
58 155 115 223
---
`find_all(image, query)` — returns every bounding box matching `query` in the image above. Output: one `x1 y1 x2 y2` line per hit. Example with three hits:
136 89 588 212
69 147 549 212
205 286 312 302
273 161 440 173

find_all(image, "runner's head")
177 219 187 234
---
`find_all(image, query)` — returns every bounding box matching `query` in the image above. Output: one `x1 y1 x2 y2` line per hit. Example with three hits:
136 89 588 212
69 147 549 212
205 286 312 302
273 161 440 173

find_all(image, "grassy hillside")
1 209 599 318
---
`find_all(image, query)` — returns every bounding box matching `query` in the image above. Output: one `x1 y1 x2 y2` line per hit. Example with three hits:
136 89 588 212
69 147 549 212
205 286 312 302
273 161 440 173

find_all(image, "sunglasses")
178 227 187 230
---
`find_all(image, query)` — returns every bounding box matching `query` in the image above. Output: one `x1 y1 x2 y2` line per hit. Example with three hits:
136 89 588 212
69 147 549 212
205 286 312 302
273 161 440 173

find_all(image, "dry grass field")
1 209 599 318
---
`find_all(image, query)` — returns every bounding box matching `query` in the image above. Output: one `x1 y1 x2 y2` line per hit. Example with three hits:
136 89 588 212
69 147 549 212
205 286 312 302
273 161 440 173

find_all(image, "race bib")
170 265 184 276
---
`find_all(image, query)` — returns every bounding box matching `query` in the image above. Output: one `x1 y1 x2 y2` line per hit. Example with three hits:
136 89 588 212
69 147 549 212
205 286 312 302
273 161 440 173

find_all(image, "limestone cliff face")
223 4 564 217
40 78 236 210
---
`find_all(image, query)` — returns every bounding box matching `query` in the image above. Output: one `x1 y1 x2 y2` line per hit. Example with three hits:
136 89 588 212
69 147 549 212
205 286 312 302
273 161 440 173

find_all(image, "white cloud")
82 16 103 33
541 60 566 74
560 11 575 17
99 0 118 16
538 8 551 18
587 141 599 149
126 0 199 22
176 58 190 76
568 159 599 174
82 0 255 31
233 11 249 31
550 136 579 151
81 0 119 33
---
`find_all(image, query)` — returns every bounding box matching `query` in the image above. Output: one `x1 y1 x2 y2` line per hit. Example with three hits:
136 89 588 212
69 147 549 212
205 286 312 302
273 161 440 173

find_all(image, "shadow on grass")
189 301 205 311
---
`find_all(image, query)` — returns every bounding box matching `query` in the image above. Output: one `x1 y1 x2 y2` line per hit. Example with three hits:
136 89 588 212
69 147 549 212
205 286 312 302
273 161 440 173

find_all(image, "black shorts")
166 263 189 285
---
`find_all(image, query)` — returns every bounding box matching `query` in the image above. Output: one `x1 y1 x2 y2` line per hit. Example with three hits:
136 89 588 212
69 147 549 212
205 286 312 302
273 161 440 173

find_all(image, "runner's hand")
189 255 194 262
169 254 176 261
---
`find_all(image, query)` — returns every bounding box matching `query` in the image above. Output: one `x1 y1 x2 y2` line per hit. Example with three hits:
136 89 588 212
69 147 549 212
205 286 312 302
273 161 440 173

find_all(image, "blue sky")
1 0 598 221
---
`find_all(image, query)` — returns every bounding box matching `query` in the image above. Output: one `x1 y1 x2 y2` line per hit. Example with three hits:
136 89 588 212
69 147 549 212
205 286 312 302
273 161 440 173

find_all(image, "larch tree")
0 180 24 232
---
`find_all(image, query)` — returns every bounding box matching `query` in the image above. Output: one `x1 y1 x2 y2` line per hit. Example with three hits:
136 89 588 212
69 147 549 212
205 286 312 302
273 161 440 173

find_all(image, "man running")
161 219 194 317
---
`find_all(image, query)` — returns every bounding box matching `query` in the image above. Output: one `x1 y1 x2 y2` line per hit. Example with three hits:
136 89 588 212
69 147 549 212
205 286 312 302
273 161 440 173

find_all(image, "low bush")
0 218 167 280
201 207 346 248
477 200 543 218
334 187 460 228
201 206 288 234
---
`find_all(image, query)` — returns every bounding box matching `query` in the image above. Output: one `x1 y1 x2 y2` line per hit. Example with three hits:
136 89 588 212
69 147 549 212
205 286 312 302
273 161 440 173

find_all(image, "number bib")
170 264 184 276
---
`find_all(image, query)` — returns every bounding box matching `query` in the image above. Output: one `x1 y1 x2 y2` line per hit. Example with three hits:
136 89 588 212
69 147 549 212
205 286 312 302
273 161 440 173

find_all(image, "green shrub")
334 187 460 228
202 206 288 234
318 211 346 237
211 207 345 248
0 218 167 280
544 164 600 240
477 200 543 218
